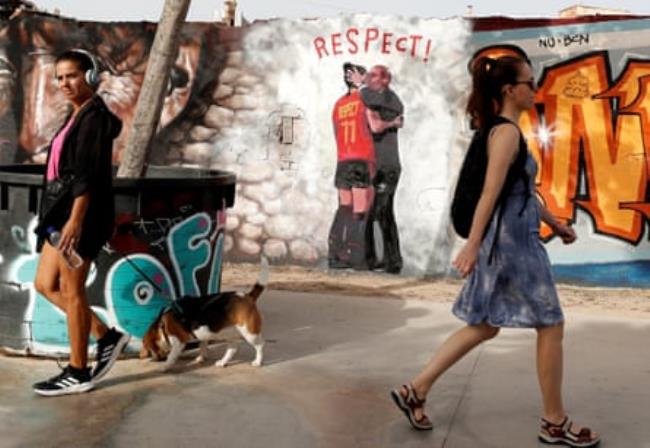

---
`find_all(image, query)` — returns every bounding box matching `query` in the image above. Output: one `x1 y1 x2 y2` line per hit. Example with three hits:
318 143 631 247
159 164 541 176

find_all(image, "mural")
3 13 650 287
328 62 376 271
8 212 224 353
232 16 470 275
471 18 650 285
328 62 405 274
0 15 208 163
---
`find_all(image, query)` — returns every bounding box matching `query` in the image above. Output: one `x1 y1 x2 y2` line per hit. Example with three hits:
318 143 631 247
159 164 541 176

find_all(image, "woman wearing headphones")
32 49 129 396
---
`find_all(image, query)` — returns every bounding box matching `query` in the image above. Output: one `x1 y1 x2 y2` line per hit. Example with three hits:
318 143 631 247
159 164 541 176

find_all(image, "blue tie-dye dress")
452 151 564 328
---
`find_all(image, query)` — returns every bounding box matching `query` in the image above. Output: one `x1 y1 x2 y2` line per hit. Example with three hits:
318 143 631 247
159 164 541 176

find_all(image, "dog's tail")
248 256 269 301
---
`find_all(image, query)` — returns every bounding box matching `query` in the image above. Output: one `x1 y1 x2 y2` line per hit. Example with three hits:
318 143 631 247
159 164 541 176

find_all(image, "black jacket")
360 87 403 170
36 95 122 258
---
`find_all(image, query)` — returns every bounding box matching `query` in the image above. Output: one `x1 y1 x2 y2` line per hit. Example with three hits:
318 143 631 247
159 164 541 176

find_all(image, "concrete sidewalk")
1 290 648 447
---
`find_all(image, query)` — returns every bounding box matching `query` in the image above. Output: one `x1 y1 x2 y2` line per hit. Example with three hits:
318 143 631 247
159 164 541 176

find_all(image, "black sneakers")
92 327 131 381
32 328 129 397
33 365 93 397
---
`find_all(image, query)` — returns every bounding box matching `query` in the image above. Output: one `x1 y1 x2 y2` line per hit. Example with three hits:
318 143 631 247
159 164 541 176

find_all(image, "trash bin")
0 164 235 355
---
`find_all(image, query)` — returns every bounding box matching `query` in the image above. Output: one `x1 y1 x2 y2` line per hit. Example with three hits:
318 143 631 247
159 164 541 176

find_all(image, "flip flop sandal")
539 416 600 447
390 384 434 431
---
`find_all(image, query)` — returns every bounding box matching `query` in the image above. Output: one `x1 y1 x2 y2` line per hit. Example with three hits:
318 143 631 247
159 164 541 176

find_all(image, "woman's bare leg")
59 256 94 369
34 242 108 341
405 323 499 420
536 322 599 440
536 323 565 422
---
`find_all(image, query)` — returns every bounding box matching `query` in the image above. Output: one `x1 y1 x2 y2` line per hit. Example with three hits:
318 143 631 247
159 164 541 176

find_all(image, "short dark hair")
55 50 94 74
343 62 366 90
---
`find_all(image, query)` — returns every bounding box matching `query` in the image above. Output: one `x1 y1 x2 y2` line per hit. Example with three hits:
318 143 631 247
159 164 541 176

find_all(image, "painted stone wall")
210 16 471 272
3 13 650 287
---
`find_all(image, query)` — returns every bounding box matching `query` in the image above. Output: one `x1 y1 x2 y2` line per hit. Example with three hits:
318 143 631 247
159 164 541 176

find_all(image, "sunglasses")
513 80 537 90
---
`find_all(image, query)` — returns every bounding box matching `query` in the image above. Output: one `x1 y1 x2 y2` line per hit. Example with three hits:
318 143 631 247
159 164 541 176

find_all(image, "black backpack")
451 116 529 239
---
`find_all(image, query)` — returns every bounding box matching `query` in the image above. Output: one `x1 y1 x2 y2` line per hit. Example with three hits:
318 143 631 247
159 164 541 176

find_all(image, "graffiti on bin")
10 211 225 353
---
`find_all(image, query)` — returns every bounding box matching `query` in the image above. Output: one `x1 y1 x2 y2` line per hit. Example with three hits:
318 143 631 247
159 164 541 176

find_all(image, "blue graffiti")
11 225 32 253
13 212 226 353
15 254 68 349
553 261 650 287
208 232 225 294
14 253 107 350
168 212 212 297
105 255 176 339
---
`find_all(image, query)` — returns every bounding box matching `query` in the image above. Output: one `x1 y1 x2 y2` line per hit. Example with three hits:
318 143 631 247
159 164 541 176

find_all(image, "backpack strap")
485 116 531 265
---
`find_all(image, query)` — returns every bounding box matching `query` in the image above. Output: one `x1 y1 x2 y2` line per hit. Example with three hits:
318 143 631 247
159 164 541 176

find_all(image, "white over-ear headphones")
70 48 100 87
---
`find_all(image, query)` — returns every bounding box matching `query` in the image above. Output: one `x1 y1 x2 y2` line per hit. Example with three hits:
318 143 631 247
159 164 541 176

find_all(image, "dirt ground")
221 262 650 320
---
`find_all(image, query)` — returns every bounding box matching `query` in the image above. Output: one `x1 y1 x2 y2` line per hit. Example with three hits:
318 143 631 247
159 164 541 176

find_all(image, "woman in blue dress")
390 54 600 447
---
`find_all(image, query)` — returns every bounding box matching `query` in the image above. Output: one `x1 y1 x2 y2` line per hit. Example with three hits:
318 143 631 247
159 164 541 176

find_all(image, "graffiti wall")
223 16 471 276
0 165 233 354
3 12 650 290
470 17 650 285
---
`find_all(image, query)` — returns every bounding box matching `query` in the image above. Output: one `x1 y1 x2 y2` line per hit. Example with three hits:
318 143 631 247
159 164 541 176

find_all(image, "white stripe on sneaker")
92 332 131 381
35 381 94 397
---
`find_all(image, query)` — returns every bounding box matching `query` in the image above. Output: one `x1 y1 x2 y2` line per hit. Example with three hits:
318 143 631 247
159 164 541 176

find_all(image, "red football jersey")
332 91 375 162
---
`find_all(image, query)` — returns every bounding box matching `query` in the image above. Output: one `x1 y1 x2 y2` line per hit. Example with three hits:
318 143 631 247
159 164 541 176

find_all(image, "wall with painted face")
0 15 205 164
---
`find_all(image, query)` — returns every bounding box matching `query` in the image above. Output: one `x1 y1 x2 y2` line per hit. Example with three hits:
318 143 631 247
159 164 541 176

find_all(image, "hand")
346 67 365 88
554 222 577 244
452 240 480 278
59 219 82 254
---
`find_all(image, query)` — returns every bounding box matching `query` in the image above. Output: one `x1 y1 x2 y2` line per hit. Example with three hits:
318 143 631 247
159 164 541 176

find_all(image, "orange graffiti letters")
532 53 648 242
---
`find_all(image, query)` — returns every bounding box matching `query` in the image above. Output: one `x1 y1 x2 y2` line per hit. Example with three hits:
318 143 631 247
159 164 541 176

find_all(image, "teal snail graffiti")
13 211 225 353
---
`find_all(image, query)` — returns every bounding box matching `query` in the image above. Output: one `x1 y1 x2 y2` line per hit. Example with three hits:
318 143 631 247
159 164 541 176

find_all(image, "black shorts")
373 167 401 194
334 160 373 189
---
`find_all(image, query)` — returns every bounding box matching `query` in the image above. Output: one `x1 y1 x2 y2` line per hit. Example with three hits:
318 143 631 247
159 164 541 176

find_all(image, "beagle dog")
140 258 268 371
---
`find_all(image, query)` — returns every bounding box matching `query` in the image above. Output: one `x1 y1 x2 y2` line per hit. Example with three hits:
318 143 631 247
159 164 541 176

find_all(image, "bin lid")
0 164 43 186
0 164 237 190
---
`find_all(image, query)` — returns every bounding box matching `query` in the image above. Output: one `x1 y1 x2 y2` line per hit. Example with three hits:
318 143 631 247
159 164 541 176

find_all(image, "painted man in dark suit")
351 65 404 273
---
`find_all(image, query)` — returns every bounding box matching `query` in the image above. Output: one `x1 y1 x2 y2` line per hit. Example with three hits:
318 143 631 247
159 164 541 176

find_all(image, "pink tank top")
46 118 74 181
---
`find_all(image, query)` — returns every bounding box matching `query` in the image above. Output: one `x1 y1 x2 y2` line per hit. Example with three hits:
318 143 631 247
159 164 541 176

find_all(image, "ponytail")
466 55 526 129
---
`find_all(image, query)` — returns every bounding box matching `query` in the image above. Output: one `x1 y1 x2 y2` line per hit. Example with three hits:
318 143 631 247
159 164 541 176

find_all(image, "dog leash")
107 246 177 336
120 252 165 295
110 246 212 341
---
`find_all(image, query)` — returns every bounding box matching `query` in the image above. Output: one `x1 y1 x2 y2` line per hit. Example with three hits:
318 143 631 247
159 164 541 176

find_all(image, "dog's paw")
214 359 229 368
250 360 262 367
159 364 174 373
193 355 206 364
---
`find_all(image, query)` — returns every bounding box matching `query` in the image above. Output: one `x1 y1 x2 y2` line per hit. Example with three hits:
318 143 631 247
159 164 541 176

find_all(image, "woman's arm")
59 193 90 254
539 202 577 244
452 124 519 277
